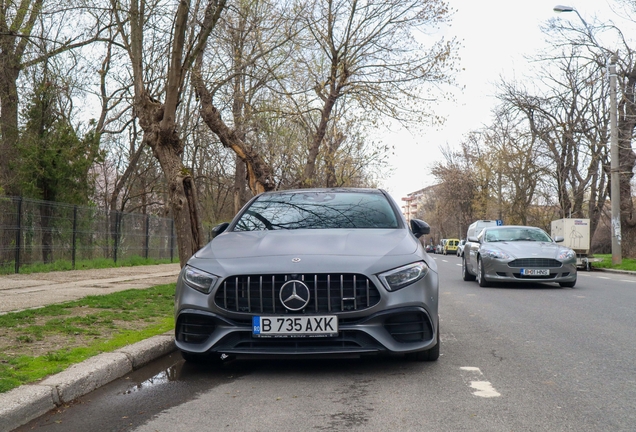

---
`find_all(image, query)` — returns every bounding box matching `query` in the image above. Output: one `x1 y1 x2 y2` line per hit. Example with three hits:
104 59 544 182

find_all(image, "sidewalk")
0 264 182 432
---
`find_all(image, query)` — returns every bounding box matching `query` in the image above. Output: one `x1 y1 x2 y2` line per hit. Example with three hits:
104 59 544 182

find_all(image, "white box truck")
550 218 596 270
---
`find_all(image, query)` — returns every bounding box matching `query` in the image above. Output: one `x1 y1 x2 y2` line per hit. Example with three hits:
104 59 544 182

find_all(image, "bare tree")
110 0 226 267
295 0 458 186
480 109 550 225
193 0 457 195
548 7 636 254
497 46 610 243
192 0 301 198
429 145 476 237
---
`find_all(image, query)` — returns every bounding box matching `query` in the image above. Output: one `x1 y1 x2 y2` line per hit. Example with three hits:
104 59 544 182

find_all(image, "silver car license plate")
252 316 338 337
520 268 550 276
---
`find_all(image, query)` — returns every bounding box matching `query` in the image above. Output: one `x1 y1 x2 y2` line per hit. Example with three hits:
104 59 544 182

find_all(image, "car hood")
196 228 418 260
485 241 570 258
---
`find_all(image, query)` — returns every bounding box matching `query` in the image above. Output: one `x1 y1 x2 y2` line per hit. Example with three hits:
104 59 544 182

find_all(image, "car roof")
484 225 543 230
258 187 385 196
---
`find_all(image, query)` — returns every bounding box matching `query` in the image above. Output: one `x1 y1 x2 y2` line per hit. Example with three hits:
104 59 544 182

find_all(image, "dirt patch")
0 306 163 358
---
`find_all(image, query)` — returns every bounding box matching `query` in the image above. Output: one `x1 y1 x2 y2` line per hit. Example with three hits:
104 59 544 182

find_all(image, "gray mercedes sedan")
175 188 440 364
462 225 577 288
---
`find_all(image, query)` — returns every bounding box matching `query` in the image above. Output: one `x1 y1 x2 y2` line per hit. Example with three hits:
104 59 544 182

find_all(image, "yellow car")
443 238 461 255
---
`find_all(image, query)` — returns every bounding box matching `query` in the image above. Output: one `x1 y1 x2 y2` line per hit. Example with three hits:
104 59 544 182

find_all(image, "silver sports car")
462 225 577 288
175 188 440 364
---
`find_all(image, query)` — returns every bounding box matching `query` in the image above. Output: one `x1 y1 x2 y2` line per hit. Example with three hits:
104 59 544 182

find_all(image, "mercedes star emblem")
279 280 311 311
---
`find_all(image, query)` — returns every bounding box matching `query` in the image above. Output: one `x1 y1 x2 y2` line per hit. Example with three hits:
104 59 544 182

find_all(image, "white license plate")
521 268 550 276
252 315 338 337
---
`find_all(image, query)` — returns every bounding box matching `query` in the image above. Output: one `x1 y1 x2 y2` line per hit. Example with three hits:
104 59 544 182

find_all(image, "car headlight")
482 249 512 260
378 262 428 292
183 265 218 294
558 249 576 260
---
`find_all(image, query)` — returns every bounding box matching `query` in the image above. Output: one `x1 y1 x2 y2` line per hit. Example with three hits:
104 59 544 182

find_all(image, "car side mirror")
554 236 564 243
211 222 230 239
467 236 479 243
410 219 430 238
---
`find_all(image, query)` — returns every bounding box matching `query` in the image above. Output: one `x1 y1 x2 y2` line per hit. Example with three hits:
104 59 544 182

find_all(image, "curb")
591 267 636 276
0 333 176 432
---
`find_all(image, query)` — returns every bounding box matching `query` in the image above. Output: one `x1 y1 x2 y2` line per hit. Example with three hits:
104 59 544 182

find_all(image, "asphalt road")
16 255 636 432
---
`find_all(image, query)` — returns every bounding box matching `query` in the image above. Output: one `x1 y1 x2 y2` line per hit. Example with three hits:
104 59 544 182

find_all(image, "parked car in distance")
435 239 447 254
443 238 460 255
456 239 466 257
461 225 577 288
425 244 435 253
466 220 499 240
175 188 440 364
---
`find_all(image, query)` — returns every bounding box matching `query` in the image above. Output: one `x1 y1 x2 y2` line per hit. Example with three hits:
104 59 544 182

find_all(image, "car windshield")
234 191 399 231
484 227 552 242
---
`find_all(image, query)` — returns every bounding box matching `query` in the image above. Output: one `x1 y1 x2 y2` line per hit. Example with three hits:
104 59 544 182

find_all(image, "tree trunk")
325 131 345 188
303 92 338 187
234 155 248 214
193 65 275 195
150 128 204 267
39 202 53 263
108 143 145 255
0 67 20 194
618 65 636 257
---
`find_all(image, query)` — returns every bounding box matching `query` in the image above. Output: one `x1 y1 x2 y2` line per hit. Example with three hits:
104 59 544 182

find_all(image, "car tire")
462 255 476 281
559 279 576 288
410 325 440 362
477 257 490 287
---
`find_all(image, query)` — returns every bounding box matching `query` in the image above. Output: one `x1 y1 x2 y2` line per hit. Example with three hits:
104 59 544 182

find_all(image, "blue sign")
496 219 503 226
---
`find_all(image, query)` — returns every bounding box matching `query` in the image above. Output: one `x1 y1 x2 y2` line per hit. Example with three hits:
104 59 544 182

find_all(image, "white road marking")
470 381 501 398
621 280 636 283
598 277 610 279
460 367 501 398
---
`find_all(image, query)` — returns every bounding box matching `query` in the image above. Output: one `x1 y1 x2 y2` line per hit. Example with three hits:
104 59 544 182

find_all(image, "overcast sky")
380 0 625 205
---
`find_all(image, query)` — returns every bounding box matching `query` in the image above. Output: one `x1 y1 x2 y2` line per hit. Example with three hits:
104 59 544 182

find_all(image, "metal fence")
0 196 176 273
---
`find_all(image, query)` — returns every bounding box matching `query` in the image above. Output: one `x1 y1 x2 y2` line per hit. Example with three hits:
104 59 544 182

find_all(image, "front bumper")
483 258 577 283
175 306 438 358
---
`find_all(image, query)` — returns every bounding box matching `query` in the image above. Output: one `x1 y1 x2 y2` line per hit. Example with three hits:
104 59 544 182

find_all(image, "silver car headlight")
482 249 512 260
183 265 218 294
378 262 428 292
558 249 576 260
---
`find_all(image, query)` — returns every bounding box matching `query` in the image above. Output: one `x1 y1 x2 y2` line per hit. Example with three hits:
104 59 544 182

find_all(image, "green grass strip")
0 256 175 275
0 284 175 393
592 254 636 271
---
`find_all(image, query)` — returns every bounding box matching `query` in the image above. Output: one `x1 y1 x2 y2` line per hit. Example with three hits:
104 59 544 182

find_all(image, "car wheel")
559 279 576 288
462 255 476 281
410 324 440 362
477 257 490 287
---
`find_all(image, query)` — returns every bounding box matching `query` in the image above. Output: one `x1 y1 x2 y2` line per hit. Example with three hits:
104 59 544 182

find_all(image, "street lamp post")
553 5 622 264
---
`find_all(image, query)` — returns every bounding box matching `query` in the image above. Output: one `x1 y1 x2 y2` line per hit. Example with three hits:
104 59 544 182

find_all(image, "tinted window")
234 191 399 231
483 227 552 242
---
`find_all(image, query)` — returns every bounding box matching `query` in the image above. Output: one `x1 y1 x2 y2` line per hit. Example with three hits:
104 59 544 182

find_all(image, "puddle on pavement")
15 352 248 432
122 360 181 394
118 351 245 396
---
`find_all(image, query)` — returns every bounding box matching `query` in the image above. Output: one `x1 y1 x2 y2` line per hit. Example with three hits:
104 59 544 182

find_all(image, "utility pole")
609 54 622 264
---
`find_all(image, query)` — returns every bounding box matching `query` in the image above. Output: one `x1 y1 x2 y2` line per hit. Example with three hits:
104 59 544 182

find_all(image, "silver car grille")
507 258 562 268
214 274 381 314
